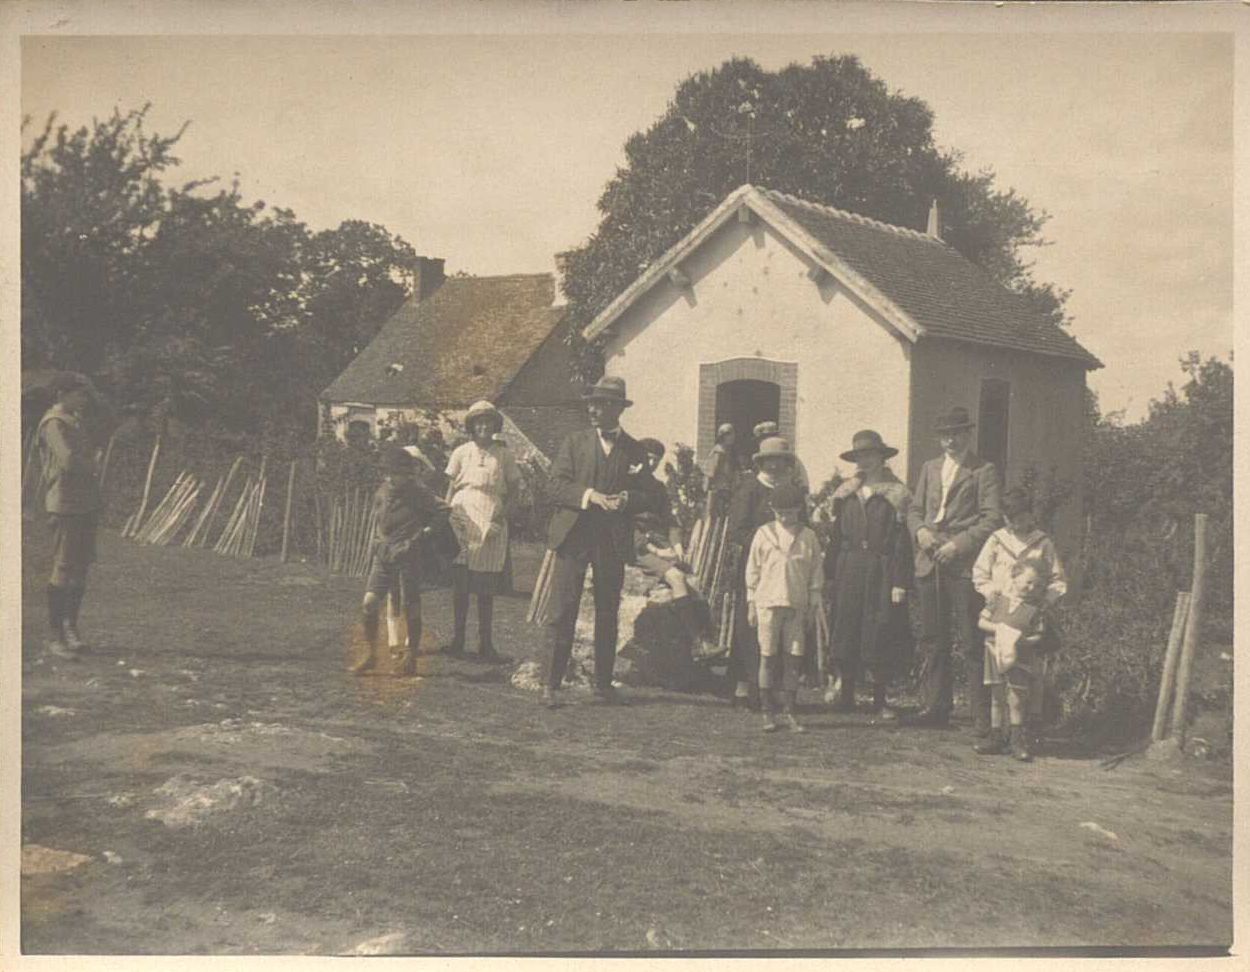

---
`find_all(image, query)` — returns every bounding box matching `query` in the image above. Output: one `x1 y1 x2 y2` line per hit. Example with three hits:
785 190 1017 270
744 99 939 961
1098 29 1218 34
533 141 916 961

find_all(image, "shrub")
661 444 706 541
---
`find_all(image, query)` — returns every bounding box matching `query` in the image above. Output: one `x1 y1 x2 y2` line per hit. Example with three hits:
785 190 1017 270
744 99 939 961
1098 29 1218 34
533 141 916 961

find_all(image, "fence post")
281 459 297 563
1150 591 1190 742
1170 514 1208 746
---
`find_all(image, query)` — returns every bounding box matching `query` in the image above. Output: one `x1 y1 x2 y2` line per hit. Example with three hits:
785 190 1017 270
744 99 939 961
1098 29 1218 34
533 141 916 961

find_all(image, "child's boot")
351 610 379 674
761 689 779 732
973 728 1009 755
781 690 805 733
1010 725 1033 762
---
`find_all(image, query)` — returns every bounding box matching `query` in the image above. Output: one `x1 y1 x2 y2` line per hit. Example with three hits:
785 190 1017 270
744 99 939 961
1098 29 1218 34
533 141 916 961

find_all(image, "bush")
661 444 706 541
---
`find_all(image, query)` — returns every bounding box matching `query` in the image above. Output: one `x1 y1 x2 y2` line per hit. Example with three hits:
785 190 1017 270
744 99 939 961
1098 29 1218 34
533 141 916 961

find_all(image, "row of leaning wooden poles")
1149 512 1210 749
24 430 383 577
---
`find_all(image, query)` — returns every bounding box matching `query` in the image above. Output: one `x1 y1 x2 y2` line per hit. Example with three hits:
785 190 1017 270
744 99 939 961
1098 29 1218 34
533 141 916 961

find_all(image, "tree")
561 55 1068 376
22 105 418 442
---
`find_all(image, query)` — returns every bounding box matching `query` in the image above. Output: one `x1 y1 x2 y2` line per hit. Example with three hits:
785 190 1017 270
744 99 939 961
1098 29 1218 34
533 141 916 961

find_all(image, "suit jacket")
906 452 1002 578
545 428 659 563
37 405 101 515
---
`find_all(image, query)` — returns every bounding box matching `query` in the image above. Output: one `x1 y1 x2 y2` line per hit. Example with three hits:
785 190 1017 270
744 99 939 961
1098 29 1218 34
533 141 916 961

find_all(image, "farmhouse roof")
584 184 1101 369
502 403 591 463
322 273 571 407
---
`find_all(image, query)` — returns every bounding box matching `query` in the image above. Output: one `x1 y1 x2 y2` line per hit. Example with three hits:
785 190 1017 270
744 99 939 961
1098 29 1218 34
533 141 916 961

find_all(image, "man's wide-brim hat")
753 436 797 466
465 399 503 433
840 429 899 463
583 375 632 407
934 406 976 434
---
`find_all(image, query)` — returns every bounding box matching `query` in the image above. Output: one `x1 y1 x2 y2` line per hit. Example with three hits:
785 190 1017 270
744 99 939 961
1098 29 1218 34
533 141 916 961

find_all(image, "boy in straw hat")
744 481 824 732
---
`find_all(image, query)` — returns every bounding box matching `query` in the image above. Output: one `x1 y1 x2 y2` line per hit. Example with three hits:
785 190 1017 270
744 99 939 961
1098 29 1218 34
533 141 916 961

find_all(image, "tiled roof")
322 274 571 406
759 189 1101 368
585 184 1100 369
501 403 590 462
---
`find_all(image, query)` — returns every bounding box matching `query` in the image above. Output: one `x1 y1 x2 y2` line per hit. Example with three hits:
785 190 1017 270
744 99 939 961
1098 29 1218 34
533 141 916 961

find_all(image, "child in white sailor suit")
745 482 824 733
971 488 1067 761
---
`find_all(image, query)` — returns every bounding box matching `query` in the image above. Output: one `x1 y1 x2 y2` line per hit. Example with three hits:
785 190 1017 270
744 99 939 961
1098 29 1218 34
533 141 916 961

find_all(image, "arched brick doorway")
698 358 798 462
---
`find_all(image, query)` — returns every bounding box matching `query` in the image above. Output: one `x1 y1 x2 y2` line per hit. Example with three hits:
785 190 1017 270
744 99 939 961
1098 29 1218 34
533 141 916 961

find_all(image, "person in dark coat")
540 376 664 708
36 385 103 658
824 430 914 717
701 423 740 520
904 406 1003 730
725 436 805 709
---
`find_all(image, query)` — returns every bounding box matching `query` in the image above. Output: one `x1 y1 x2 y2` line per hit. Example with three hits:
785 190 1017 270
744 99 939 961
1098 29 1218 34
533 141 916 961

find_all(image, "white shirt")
934 453 962 524
744 521 824 610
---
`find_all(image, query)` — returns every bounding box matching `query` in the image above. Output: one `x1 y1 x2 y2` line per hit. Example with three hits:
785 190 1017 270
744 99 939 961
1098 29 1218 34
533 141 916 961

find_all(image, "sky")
21 31 1232 422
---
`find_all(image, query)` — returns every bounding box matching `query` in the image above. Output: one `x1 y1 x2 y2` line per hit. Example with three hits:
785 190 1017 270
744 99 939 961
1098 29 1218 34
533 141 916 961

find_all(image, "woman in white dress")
443 401 521 661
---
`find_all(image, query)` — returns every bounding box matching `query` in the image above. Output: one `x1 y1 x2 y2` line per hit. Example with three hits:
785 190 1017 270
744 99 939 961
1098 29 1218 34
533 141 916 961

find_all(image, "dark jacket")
906 452 1002 578
371 475 449 563
545 428 659 563
37 404 100 515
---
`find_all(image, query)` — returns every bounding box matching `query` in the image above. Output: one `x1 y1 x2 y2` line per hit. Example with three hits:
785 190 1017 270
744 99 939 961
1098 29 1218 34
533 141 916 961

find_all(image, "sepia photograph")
4 2 1241 961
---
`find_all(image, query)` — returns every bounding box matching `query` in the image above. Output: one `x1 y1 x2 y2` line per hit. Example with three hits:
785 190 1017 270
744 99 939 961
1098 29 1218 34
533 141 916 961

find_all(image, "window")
978 378 1010 475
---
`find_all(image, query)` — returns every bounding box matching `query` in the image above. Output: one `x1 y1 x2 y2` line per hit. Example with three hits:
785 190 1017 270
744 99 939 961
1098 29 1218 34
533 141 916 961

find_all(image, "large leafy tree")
562 55 1067 376
22 105 416 438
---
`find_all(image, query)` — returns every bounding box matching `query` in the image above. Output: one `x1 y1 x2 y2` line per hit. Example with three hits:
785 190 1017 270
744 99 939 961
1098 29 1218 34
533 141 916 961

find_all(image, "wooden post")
128 434 162 538
1151 591 1190 742
1170 514 1208 744
98 430 118 493
281 459 298 562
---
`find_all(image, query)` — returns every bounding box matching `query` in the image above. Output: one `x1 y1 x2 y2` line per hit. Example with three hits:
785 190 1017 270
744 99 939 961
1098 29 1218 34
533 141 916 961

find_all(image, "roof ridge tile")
759 188 939 244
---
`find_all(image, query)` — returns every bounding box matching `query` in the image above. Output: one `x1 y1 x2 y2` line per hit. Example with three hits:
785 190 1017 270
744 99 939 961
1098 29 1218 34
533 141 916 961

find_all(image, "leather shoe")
901 707 950 728
592 687 629 706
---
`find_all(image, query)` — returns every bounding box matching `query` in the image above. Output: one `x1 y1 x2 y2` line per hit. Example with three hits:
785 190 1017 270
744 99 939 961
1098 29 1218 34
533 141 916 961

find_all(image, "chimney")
926 199 943 241
551 252 569 308
414 256 446 301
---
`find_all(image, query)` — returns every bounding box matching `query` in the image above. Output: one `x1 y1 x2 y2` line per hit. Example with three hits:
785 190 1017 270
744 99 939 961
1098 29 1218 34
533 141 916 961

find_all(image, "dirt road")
20 528 1233 953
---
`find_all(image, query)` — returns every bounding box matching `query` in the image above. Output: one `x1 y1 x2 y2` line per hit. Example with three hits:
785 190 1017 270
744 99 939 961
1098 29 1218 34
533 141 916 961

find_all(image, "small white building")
583 184 1101 555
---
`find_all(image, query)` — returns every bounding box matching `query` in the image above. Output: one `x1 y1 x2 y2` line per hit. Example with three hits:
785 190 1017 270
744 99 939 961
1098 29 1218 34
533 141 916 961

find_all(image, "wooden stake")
185 475 225 547
281 460 298 562
201 456 245 548
127 434 163 538
528 548 555 623
1171 514 1208 743
312 488 323 563
98 431 118 493
1151 591 1191 742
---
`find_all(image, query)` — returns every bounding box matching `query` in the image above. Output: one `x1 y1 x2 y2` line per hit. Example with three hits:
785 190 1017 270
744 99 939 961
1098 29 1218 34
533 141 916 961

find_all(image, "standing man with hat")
540 376 663 708
904 406 1002 730
36 384 103 659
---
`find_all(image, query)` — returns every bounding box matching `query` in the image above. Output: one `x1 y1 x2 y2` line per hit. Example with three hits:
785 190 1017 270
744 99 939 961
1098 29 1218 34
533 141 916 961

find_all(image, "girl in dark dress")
824 430 914 716
726 436 806 709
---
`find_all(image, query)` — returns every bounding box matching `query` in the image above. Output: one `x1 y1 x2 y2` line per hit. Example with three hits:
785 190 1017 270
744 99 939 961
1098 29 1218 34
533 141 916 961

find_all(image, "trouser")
544 542 625 692
916 567 989 727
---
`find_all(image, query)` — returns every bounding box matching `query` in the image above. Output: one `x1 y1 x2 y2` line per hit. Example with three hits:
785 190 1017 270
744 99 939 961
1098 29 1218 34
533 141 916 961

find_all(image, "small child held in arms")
745 482 824 733
352 446 449 677
632 438 719 659
971 487 1067 761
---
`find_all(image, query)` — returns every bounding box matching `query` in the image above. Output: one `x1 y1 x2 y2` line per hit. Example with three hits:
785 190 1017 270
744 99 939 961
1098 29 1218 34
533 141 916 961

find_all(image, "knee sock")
46 585 66 638
782 655 802 694
783 689 799 715
990 684 1006 730
477 596 494 651
872 677 888 710
62 585 84 629
362 608 379 648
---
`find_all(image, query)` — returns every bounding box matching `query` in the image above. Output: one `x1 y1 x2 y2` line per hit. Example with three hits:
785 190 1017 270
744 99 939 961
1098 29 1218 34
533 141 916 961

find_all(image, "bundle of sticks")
214 457 269 558
688 511 736 649
128 470 204 545
323 487 378 577
526 548 557 625
183 457 244 548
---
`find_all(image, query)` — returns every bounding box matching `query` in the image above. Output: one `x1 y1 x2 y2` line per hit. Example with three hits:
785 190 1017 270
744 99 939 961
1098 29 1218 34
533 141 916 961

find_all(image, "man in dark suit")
542 376 663 708
904 406 1003 730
